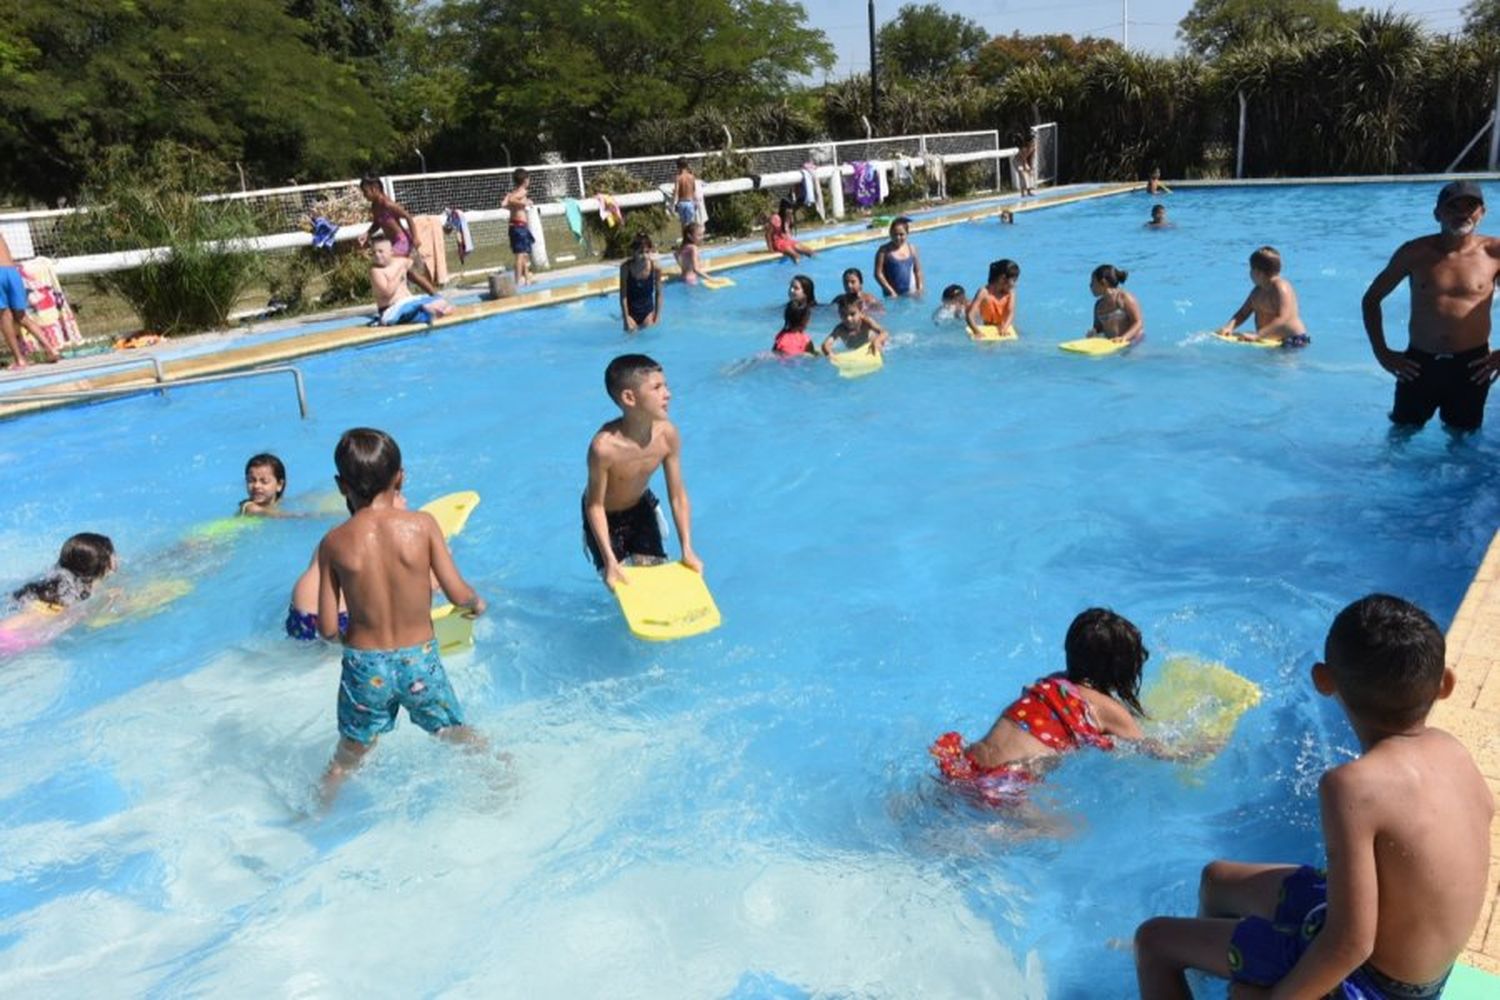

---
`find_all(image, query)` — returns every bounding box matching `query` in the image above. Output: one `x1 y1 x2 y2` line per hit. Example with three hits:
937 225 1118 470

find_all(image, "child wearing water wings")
1 533 116 654
822 294 890 359
1087 264 1144 344
1216 246 1310 348
316 428 486 805
370 236 453 326
773 301 818 356
930 608 1160 806
966 259 1020 339
1135 594 1492 1000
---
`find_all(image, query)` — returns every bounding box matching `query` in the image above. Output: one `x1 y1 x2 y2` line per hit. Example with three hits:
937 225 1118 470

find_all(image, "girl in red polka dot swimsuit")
931 607 1152 805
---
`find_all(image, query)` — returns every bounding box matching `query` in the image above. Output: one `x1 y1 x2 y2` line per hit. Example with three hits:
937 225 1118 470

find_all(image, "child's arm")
315 537 343 641
867 318 890 352
426 513 484 615
873 246 895 295
964 291 986 337
1217 293 1255 336
911 245 925 295
821 328 840 355
661 423 701 572
763 218 777 253
619 263 636 331
584 443 628 588
1267 769 1379 999
1113 294 1145 343
649 264 662 325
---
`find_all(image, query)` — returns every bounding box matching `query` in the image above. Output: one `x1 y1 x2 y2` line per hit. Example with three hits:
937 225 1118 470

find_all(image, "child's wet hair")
783 300 811 332
1325 594 1446 727
836 293 864 315
245 453 286 499
941 283 966 303
512 167 528 186
632 232 654 253
890 216 911 235
842 267 865 287
1092 264 1128 287
1250 246 1282 276
1150 204 1166 217
13 532 115 606
988 258 1020 284
1064 608 1147 716
676 157 690 170
790 274 817 305
359 175 381 191
605 353 663 403
334 428 402 508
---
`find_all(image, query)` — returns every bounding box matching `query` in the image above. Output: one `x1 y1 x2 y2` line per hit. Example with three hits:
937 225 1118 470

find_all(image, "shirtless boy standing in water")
583 354 702 589
1362 180 1500 431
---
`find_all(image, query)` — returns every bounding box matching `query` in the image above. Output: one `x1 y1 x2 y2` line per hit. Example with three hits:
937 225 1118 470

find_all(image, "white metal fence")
0 127 1052 278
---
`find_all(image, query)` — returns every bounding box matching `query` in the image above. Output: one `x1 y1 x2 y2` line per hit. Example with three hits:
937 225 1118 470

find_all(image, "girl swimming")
241 453 286 516
1 533 116 653
874 216 924 297
841 268 882 313
787 274 817 309
930 608 1152 805
1087 264 1144 344
772 301 818 356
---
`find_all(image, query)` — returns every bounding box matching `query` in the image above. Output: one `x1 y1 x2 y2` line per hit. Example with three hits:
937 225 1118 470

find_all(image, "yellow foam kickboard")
613 562 721 641
430 603 475 653
1059 337 1130 356
1142 656 1262 745
972 324 1018 342
87 578 194 629
700 275 735 289
421 491 481 540
1214 331 1281 350
185 516 262 543
829 347 885 378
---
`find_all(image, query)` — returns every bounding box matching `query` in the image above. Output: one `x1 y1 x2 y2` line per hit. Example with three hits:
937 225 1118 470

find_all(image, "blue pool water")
2 182 1497 997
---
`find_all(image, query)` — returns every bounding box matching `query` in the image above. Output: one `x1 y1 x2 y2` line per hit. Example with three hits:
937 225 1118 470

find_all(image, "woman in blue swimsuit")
874 216 924 297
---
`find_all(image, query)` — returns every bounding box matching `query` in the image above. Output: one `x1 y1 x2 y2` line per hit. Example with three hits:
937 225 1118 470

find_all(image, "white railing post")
1489 74 1500 171
1236 91 1248 180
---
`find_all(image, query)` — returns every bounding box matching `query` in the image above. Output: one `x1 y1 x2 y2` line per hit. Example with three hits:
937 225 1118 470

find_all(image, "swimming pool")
2 181 1497 997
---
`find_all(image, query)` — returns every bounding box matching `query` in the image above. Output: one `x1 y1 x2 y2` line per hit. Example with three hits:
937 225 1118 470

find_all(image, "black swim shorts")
1390 346 1493 431
581 489 667 571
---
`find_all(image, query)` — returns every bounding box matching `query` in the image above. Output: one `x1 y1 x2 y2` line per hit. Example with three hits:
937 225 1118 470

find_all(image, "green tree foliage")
0 0 396 204
971 32 1120 85
1179 0 1354 58
1464 0 1500 38
429 0 833 167
877 3 989 82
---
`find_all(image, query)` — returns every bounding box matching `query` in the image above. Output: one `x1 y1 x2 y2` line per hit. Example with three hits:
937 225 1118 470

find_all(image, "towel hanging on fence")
922 154 947 200
799 163 826 220
412 214 448 284
526 204 549 269
562 198 586 241
848 162 880 208
444 208 475 264
311 216 338 250
694 179 709 226
597 194 624 228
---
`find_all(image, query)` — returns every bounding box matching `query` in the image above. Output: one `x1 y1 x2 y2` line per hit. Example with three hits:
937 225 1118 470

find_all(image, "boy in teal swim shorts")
1134 594 1492 999
316 428 486 806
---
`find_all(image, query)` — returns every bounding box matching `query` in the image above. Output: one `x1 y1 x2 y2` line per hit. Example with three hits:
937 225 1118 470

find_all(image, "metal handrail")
0 365 309 418
0 352 165 384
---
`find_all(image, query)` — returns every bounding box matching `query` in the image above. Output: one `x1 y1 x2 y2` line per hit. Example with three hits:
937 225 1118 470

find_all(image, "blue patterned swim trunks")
337 639 464 744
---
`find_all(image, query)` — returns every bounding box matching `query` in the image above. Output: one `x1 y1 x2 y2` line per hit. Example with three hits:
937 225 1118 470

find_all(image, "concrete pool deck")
1441 529 1500 974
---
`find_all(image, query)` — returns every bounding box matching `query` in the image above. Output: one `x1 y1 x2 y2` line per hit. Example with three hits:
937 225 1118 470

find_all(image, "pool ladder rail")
0 358 309 419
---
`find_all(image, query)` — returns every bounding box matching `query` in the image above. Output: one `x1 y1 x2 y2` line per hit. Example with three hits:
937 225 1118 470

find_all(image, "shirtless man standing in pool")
1362 180 1500 431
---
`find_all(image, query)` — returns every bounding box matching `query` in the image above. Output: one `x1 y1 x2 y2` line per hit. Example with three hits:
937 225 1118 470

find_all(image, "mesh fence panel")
1033 123 1059 187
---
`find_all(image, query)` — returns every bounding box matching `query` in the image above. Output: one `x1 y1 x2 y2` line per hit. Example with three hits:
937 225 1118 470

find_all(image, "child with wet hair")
841 268 882 313
1 533 117 654
930 608 1162 805
1087 264 1144 344
240 453 286 516
1136 594 1492 1000
772 300 818 357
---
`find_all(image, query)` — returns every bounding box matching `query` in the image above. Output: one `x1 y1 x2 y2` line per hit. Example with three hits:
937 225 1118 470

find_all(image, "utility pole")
869 0 879 128
1122 0 1128 48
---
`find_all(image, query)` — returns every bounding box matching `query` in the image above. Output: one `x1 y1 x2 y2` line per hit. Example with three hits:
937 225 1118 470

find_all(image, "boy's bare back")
318 507 465 649
1327 725 1492 984
1250 276 1305 334
588 417 676 512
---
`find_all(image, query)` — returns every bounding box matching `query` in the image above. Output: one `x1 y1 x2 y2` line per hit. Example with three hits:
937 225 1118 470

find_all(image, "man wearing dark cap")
1361 180 1500 431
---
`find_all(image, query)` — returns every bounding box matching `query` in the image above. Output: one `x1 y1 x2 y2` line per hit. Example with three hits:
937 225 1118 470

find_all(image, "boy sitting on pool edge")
370 235 453 326
1216 246 1310 348
583 354 702 590
1134 593 1492 1000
